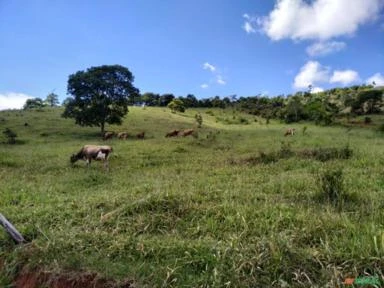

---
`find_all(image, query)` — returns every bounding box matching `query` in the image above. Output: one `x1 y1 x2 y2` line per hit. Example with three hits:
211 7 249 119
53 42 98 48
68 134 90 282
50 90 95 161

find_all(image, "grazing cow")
103 131 115 140
284 128 296 136
70 145 113 170
165 129 179 138
136 131 145 139
117 132 129 140
179 129 194 137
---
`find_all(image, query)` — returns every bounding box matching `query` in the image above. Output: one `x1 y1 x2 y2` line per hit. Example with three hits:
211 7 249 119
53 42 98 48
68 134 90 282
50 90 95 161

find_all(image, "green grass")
1 107 384 287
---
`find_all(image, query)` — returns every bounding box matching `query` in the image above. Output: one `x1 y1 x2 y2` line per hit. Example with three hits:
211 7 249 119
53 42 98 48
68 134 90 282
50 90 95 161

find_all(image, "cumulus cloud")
203 62 216 72
330 70 360 85
200 84 209 89
257 0 383 41
293 61 330 89
366 73 384 86
306 41 346 57
0 92 34 110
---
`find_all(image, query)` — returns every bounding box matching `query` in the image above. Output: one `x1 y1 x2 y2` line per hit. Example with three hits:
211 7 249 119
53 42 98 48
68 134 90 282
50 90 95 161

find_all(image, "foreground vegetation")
1 107 384 287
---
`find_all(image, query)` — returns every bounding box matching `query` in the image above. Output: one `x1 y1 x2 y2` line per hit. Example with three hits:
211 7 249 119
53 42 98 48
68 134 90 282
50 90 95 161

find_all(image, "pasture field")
1 107 384 287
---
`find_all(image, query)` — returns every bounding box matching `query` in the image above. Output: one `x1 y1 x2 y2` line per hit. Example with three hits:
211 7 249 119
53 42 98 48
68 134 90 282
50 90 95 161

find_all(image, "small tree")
3 128 17 144
167 99 185 113
195 112 203 127
45 93 59 107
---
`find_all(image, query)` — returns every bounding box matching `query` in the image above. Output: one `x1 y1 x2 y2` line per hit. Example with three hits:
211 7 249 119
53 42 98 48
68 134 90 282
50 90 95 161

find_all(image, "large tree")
62 65 139 134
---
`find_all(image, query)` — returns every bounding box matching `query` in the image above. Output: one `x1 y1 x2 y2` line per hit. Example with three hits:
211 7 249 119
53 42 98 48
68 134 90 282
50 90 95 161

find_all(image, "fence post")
0 213 25 244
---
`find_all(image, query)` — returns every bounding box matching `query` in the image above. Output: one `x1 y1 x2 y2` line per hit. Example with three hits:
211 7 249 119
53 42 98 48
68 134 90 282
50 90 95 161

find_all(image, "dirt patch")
14 268 134 288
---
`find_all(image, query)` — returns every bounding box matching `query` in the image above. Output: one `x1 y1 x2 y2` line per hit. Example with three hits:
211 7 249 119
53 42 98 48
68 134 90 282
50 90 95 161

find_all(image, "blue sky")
0 0 383 109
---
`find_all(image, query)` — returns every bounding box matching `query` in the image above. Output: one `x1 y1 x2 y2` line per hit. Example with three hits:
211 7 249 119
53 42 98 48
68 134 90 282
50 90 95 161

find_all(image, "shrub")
195 113 203 128
316 168 347 210
364 116 372 124
239 117 249 124
2 128 17 144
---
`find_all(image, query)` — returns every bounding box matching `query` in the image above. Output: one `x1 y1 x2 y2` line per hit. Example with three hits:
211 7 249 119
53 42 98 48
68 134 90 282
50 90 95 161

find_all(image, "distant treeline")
137 85 384 124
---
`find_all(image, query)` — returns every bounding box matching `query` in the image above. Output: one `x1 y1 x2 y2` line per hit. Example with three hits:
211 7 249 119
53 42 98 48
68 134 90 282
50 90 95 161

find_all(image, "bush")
195 113 203 128
2 128 17 144
239 117 249 124
317 168 345 210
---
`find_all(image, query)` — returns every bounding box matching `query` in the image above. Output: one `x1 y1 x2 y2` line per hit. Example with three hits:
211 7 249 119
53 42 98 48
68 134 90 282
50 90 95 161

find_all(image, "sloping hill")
1 107 384 287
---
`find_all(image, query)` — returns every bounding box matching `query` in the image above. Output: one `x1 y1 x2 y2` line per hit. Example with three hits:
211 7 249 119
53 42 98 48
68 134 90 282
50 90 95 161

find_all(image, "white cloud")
293 61 330 89
257 0 383 41
203 62 216 72
243 21 256 34
242 14 257 34
201 62 227 86
311 86 324 93
216 75 226 85
366 73 384 86
0 92 34 110
330 70 360 85
306 41 346 57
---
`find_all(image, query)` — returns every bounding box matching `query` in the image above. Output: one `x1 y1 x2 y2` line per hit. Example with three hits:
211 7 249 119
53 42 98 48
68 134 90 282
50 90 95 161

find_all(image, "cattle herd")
71 128 295 169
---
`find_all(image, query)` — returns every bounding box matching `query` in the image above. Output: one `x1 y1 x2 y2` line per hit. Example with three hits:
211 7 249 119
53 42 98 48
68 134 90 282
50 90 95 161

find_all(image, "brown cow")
179 129 194 137
70 145 113 170
136 131 145 139
117 132 129 139
284 128 296 136
103 131 115 140
165 129 179 138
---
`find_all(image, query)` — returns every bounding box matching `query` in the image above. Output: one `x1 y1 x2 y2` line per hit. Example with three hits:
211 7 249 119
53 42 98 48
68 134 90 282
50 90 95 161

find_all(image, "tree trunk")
101 122 105 135
0 213 25 244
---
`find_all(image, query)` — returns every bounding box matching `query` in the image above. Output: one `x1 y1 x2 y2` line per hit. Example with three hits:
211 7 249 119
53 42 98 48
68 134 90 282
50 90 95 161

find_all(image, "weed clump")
318 168 344 206
278 141 294 158
315 168 356 211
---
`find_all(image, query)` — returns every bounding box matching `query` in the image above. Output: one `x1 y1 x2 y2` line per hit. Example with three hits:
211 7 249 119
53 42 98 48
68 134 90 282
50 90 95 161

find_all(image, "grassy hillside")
1 107 384 287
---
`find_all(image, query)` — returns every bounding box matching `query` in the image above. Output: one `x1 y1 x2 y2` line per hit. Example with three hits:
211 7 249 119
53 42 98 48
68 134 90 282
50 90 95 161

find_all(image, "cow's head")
70 154 78 164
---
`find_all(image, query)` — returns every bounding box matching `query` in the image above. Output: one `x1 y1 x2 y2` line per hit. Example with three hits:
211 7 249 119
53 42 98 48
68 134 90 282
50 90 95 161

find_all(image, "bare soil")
14 268 134 288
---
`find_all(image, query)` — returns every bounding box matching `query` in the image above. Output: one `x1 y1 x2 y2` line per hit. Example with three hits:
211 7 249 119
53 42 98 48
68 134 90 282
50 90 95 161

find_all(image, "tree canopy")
167 99 185 113
45 93 59 107
23 98 45 110
62 65 139 133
